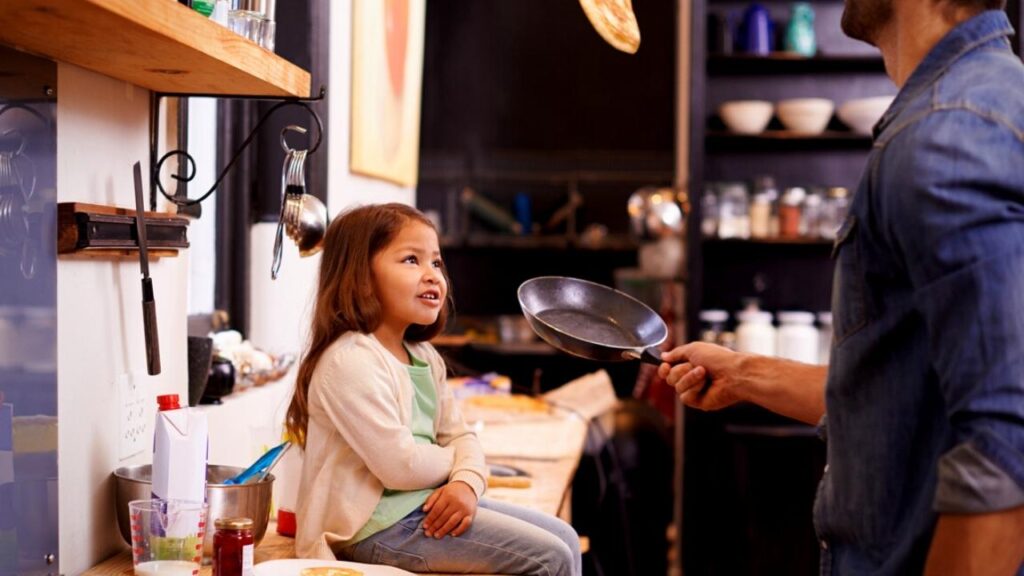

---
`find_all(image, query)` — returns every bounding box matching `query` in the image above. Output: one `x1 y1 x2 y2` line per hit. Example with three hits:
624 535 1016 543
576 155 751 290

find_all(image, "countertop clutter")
86 371 613 576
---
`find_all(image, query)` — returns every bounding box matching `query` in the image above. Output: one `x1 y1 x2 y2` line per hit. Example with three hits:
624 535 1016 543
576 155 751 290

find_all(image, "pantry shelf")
0 0 310 98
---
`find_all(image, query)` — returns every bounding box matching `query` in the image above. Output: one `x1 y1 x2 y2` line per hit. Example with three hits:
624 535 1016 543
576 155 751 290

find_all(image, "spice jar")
779 187 806 238
213 517 255 576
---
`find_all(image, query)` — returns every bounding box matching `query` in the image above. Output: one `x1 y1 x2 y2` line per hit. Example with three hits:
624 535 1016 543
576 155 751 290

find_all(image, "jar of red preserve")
213 517 255 576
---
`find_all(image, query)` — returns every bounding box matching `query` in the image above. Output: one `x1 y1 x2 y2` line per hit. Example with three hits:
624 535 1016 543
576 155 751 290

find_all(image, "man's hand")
421 480 478 539
658 342 749 411
658 342 828 424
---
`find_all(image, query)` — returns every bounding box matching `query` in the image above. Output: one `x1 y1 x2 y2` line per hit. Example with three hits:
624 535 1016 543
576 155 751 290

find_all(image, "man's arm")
658 342 828 425
924 506 1024 576
879 109 1024 572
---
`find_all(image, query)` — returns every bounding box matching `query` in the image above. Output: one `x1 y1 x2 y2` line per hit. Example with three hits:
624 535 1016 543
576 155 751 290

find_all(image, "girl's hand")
421 481 478 538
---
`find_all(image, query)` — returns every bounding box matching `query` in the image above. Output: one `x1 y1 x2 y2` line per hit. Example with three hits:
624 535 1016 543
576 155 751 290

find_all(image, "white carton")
152 404 208 504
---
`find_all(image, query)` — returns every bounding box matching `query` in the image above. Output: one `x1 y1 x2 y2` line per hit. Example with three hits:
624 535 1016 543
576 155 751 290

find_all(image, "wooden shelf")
706 130 873 152
0 0 310 98
707 53 885 76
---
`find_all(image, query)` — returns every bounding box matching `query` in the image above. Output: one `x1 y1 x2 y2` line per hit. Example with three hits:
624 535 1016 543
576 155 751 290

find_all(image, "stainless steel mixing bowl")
113 464 275 559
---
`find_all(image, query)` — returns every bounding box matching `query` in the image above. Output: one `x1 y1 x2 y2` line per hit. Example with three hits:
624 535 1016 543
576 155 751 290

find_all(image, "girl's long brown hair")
285 203 451 447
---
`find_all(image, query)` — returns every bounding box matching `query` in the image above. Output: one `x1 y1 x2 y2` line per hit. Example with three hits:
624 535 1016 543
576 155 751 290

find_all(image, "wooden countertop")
85 371 613 576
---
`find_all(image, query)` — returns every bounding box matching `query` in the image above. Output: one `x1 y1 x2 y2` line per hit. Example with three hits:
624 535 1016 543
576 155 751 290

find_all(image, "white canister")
735 310 776 356
776 311 819 364
817 312 833 365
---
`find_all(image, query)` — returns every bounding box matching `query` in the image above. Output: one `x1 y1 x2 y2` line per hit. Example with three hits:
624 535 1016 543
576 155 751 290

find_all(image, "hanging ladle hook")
280 125 309 154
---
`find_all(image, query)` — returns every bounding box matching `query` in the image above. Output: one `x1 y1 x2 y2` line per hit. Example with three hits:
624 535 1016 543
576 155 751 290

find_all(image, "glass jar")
749 192 773 238
229 0 276 51
717 182 750 239
213 517 255 576
819 187 850 239
699 309 729 344
750 175 777 239
801 189 824 238
779 187 806 238
700 185 719 238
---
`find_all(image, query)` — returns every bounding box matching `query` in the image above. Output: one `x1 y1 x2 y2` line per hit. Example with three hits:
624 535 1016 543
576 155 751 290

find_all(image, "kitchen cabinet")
681 1 1024 574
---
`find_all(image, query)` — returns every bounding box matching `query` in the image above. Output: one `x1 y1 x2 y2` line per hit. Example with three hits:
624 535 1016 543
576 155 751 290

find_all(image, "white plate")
254 559 416 576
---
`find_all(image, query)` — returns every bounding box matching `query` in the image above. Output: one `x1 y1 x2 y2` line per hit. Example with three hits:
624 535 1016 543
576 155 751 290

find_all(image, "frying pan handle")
624 347 664 365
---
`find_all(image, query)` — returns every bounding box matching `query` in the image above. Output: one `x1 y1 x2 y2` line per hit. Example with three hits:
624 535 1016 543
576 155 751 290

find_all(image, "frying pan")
518 276 666 365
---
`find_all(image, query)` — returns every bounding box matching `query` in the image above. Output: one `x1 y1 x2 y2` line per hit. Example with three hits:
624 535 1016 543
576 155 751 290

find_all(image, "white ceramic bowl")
837 96 895 135
718 100 774 134
776 98 834 134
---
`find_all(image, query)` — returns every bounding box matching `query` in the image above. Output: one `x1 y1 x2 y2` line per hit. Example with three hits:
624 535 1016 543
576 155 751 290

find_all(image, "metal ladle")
271 127 328 279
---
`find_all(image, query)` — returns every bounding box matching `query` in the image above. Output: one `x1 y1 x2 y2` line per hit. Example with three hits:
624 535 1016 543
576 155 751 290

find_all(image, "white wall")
245 0 417 358
56 65 189 575
186 98 219 315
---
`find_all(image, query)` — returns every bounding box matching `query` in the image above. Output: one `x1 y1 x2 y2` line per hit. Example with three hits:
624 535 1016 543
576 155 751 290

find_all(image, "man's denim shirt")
816 10 1024 575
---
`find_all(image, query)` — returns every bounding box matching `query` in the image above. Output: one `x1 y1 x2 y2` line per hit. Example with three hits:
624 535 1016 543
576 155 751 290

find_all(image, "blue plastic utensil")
223 441 291 485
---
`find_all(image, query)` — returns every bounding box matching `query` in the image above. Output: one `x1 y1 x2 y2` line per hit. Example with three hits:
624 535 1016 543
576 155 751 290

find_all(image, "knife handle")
142 278 161 375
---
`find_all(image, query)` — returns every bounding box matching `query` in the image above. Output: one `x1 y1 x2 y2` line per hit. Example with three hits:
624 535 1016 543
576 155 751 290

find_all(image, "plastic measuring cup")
128 499 208 576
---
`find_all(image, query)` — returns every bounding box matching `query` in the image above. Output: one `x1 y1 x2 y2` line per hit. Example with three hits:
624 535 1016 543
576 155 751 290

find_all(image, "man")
659 0 1024 573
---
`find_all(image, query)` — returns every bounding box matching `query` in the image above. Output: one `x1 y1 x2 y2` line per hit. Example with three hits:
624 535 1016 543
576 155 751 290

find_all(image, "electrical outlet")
119 372 149 460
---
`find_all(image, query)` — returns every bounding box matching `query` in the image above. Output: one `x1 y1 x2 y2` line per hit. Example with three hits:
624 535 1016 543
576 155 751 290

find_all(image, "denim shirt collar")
874 10 1015 138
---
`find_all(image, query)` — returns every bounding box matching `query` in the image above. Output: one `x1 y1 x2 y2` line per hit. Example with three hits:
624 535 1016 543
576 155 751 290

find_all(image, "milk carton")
152 394 208 504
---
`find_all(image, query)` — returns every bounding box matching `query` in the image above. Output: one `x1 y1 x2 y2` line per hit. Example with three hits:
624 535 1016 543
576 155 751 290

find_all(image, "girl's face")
371 220 448 331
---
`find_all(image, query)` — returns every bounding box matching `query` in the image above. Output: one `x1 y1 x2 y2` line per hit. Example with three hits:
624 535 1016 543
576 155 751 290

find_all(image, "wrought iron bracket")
147 85 326 210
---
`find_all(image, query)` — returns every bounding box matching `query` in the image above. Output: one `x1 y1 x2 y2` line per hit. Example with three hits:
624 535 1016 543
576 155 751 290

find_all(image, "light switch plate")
118 372 149 460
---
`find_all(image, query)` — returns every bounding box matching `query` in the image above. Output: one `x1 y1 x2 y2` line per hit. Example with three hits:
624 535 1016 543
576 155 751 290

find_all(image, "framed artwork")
350 0 426 187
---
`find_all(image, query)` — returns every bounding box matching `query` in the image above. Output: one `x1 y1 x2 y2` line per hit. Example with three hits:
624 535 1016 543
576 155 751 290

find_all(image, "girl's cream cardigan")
295 331 487 559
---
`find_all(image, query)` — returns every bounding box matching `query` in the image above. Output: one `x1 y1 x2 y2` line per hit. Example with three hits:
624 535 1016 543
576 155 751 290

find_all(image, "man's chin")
841 10 879 45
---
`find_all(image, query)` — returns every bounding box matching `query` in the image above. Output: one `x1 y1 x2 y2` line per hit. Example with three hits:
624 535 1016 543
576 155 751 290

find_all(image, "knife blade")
133 161 161 375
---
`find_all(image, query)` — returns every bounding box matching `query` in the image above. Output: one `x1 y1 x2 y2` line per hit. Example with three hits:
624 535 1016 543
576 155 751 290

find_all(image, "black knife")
133 162 161 375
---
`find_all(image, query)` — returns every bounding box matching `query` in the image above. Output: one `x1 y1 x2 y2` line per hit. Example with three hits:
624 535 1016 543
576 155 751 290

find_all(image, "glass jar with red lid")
213 517 255 576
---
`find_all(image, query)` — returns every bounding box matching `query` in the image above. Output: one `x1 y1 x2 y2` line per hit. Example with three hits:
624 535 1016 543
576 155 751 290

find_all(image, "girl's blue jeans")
339 497 582 576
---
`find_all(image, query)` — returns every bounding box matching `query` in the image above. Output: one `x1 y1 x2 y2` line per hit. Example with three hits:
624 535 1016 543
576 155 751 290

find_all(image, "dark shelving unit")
707 53 885 75
705 130 873 152
684 3 1024 576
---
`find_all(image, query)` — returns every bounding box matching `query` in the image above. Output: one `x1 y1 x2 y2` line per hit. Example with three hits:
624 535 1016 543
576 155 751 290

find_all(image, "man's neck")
876 1 981 87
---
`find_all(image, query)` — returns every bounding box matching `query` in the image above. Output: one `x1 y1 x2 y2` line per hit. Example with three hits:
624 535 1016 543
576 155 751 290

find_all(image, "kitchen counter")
85 371 612 576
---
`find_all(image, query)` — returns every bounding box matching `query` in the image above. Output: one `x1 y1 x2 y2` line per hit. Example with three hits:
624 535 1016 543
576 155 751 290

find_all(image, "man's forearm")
924 507 1024 575
736 354 828 425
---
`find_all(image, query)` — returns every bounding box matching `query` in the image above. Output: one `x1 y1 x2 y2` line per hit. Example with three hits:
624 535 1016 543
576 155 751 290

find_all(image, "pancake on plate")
299 568 363 576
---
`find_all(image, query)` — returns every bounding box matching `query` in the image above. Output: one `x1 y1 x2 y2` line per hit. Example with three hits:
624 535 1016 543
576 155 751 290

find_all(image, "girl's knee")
540 538 576 576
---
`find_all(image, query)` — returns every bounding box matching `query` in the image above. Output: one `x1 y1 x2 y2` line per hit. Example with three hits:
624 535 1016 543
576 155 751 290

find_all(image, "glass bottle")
213 517 255 576
701 184 719 238
699 309 729 343
801 188 824 238
820 187 851 239
779 187 806 238
717 182 750 239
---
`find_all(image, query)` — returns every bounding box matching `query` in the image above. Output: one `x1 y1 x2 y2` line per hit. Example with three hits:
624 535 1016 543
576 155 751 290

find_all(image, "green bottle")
784 3 816 57
192 0 215 17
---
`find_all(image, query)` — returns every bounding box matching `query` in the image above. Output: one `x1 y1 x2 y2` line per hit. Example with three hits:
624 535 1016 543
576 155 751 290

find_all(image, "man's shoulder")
934 49 1024 134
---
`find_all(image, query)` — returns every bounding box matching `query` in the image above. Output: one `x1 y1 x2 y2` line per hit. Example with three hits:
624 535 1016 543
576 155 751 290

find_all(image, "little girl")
286 203 581 576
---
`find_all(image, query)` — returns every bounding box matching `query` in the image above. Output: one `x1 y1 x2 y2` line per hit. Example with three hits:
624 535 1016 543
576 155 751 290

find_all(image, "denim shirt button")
820 539 829 550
